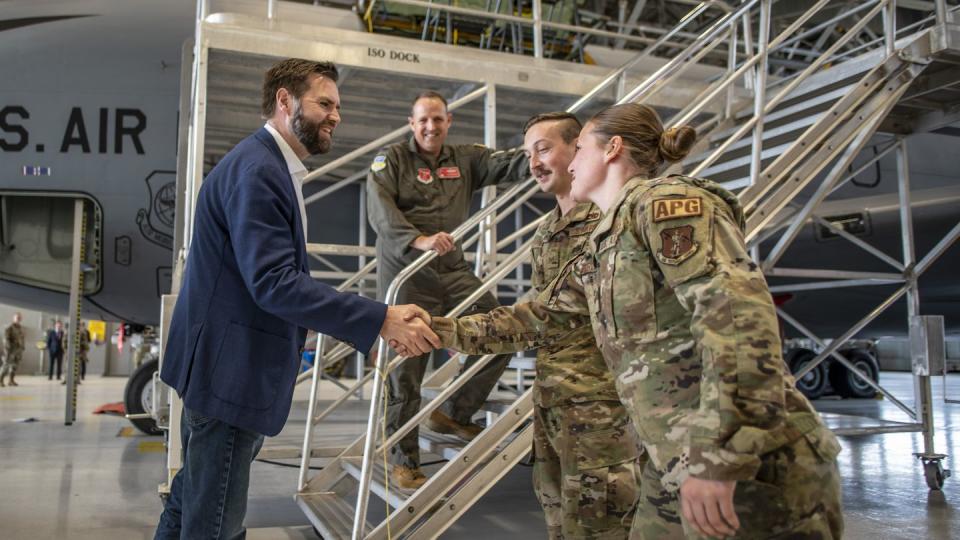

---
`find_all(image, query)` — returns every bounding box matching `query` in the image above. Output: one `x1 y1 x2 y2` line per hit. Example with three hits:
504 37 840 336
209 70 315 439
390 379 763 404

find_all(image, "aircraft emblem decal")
136 170 176 250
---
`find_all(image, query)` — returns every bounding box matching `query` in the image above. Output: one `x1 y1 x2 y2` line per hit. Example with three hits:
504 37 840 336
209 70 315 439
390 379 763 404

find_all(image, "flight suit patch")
652 197 702 222
416 168 434 184
437 166 461 179
370 155 387 172
658 226 698 265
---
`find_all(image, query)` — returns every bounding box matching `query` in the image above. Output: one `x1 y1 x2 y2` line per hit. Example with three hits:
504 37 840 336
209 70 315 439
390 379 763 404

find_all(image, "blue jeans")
154 407 265 540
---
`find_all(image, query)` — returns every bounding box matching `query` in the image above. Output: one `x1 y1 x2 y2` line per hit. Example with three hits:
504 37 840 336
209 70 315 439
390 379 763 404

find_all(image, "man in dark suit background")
155 58 440 540
46 320 65 381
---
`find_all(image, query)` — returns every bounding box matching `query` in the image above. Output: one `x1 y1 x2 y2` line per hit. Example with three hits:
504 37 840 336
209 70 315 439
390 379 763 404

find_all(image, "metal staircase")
170 0 960 535
293 2 960 536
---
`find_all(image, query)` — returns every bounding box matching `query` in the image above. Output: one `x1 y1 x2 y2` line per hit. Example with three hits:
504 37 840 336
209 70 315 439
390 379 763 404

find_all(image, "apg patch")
370 155 387 172
652 197 702 222
658 225 698 264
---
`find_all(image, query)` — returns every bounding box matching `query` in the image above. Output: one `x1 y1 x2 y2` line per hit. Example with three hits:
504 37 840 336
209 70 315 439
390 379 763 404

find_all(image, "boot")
8 374 18 387
425 410 483 441
0 374 6 387
391 465 427 491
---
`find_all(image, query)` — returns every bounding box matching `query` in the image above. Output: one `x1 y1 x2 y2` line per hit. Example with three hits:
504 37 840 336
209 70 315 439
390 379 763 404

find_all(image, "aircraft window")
0 194 102 294
815 212 872 242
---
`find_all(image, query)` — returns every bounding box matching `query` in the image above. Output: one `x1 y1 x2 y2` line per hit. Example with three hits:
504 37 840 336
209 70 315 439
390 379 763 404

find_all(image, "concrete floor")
0 372 958 539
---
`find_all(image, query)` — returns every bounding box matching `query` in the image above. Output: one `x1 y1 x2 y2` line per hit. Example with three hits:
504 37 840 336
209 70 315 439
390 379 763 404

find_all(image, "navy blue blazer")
161 128 387 436
46 329 65 357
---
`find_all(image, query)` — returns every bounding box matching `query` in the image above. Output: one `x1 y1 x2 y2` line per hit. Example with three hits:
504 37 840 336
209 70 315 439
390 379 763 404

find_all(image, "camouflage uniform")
366 137 528 468
528 202 645 538
1 322 25 384
78 328 90 380
433 175 844 539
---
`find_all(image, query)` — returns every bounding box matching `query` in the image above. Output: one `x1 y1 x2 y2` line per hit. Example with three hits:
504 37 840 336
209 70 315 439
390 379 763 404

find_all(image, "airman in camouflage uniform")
504 200 645 540
1 312 25 387
431 108 843 540
366 91 529 488
520 112 642 539
78 324 91 381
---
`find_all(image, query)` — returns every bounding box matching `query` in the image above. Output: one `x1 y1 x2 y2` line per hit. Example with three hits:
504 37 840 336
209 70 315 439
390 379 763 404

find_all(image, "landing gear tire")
788 349 827 400
830 349 879 399
124 357 162 435
924 460 948 491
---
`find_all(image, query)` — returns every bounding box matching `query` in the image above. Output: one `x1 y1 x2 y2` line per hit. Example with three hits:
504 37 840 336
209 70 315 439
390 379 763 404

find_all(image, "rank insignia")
659 226 698 264
416 168 434 184
370 155 387 172
652 197 702 222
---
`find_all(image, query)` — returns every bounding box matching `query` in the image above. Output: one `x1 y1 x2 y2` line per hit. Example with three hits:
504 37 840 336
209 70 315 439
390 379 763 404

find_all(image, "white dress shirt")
264 122 309 240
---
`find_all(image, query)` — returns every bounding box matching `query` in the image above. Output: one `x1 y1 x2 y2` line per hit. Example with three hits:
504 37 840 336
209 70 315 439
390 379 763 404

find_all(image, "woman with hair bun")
424 103 843 539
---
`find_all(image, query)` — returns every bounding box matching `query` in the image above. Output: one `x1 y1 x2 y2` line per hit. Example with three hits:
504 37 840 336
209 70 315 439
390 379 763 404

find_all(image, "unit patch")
652 197 702 222
658 226 698 265
370 155 387 172
416 168 434 184
437 166 461 179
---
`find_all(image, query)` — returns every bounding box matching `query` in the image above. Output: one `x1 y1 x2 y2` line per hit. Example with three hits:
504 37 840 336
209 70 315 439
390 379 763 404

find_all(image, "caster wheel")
923 460 949 490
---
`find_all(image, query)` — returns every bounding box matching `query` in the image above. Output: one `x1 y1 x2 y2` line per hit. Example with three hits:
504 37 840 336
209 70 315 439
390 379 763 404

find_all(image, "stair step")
778 51 880 108
688 113 824 166
421 387 516 414
716 85 851 141
257 444 346 460
419 430 466 461
295 491 367 540
698 142 792 178
342 456 408 508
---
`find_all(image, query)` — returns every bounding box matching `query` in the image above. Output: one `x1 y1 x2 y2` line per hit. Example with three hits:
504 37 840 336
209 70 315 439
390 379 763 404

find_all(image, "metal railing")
360 0 732 59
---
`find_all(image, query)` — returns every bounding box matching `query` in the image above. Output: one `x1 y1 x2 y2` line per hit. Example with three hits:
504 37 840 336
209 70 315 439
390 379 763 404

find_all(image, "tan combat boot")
425 410 483 441
391 465 427 491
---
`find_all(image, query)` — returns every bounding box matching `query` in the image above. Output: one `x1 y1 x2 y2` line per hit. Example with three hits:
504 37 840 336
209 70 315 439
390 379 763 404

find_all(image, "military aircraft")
2 0 958 432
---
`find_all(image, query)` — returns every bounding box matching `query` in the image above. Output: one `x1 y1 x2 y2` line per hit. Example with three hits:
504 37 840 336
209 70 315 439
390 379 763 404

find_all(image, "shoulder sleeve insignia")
657 225 698 265
370 155 387 172
652 197 702 222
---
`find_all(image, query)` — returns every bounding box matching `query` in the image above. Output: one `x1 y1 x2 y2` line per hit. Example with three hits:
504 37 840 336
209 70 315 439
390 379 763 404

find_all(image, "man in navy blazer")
155 58 440 540
46 320 66 381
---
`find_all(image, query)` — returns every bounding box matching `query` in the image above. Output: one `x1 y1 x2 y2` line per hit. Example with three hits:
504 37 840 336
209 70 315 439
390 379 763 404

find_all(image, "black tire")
787 349 828 400
829 349 879 399
124 357 162 435
924 461 947 491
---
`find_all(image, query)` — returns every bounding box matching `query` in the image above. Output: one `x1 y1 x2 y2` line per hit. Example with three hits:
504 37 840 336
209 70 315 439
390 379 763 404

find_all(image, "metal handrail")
351 176 537 537
617 0 759 105
683 0 885 174
568 1 717 112
375 238 538 454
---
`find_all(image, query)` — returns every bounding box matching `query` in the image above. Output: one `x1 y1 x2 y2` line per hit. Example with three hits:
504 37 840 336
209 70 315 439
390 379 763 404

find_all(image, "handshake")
378 304 441 357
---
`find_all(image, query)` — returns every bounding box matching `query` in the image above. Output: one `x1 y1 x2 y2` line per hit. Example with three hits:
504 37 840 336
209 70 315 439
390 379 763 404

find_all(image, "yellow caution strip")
138 441 166 453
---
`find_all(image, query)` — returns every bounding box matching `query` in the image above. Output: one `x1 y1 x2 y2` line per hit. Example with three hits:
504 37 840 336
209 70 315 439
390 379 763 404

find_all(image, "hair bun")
658 125 697 163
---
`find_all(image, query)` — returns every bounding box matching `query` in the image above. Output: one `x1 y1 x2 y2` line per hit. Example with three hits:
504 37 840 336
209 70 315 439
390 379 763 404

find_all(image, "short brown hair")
261 58 339 118
588 103 696 176
411 90 448 112
523 112 582 143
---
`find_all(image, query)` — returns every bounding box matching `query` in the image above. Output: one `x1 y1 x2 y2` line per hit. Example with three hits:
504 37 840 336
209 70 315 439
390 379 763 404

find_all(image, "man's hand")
412 232 456 255
679 477 740 538
380 304 440 357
